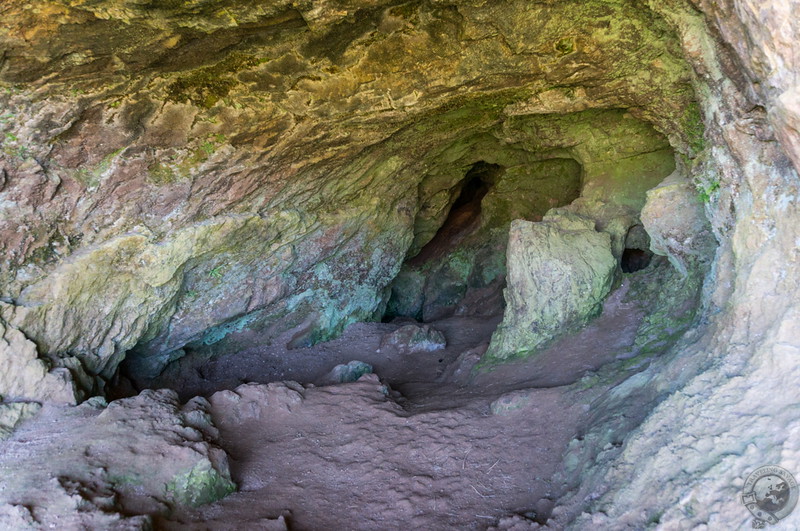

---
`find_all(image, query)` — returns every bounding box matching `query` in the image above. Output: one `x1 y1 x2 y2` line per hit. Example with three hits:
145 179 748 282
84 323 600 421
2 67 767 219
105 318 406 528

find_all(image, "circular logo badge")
742 465 798 528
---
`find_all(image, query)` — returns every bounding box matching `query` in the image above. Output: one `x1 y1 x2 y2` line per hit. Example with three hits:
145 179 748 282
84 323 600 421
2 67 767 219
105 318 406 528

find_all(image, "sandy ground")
142 278 646 530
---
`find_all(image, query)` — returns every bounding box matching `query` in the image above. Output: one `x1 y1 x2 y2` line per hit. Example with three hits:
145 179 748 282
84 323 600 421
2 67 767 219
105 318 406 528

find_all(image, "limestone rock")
640 171 716 277
484 211 616 361
380 324 446 354
0 316 78 404
0 402 41 440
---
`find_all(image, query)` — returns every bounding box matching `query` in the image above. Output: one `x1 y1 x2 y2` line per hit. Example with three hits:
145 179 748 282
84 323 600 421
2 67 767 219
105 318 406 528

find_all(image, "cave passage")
408 161 503 267
621 248 653 273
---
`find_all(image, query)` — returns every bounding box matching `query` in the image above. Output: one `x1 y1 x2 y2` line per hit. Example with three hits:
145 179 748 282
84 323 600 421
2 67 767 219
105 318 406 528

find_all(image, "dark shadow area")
621 248 653 273
407 161 504 267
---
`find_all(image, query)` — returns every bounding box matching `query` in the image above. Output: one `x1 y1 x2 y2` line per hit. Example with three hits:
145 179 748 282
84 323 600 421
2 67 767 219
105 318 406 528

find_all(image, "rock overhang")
0 0 703 395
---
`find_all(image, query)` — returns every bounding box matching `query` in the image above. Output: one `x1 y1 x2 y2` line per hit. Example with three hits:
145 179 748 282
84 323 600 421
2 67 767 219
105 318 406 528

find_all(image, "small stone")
324 361 374 384
380 324 447 354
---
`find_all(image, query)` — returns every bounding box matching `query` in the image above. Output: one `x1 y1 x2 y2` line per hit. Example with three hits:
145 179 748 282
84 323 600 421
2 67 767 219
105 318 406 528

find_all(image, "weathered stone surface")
484 211 616 361
0 389 235 527
0 315 78 404
380 324 446 354
640 171 716 277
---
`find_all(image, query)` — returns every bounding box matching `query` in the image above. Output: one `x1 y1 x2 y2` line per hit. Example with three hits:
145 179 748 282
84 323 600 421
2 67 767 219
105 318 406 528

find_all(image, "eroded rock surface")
0 390 234 529
485 211 616 362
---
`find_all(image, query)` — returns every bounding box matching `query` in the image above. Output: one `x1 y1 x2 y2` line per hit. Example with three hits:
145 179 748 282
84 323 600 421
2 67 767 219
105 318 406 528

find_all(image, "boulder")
640 171 716 277
323 361 374 384
484 211 616 361
380 324 446 354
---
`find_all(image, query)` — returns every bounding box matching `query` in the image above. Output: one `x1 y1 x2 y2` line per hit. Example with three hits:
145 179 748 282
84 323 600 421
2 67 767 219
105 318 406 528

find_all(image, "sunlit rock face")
0 0 697 396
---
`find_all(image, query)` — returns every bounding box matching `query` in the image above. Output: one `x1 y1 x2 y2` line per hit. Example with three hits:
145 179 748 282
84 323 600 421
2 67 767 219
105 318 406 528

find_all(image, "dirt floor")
142 278 647 530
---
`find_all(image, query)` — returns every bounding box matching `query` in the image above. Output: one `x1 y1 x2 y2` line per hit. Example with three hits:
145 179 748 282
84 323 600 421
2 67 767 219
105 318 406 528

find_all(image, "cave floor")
151 280 646 529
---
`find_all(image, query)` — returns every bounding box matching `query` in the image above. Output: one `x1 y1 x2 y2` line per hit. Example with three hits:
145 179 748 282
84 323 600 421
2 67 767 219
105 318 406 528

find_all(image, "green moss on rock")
483 211 616 362
165 459 236 507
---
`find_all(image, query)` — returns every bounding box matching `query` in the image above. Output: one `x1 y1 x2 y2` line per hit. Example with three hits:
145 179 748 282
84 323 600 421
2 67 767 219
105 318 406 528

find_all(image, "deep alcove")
620 224 654 273
407 161 503 268
621 248 652 273
1 1 797 529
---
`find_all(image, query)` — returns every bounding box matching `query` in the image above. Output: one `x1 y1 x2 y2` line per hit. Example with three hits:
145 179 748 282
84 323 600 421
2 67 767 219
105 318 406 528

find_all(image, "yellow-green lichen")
165 459 236 507
166 53 266 108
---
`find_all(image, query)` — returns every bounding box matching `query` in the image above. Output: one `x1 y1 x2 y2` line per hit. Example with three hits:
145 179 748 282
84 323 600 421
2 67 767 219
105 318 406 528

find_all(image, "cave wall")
0 0 699 398
555 1 800 528
0 0 798 527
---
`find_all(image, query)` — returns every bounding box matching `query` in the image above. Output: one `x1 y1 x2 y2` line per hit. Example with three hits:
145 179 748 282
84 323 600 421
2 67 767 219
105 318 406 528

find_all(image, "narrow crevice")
407 161 503 267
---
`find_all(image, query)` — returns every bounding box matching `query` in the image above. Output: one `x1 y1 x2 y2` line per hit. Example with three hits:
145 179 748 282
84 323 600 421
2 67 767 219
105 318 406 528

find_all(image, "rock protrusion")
380 324 447 354
484 211 616 361
640 171 716 277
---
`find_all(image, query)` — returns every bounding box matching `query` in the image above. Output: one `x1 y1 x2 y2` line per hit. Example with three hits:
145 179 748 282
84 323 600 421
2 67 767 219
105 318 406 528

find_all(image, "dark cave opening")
407 161 504 267
621 247 653 273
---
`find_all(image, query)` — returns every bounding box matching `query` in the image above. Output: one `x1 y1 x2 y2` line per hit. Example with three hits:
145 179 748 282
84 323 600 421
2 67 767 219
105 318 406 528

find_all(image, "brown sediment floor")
154 280 645 530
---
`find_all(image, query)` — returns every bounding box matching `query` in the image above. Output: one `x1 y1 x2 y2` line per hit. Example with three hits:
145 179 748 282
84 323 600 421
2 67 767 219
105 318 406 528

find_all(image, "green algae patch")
166 459 236 508
681 101 706 154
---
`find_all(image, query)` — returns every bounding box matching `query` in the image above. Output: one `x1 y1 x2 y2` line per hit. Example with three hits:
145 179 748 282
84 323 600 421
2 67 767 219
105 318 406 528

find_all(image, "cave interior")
0 0 798 529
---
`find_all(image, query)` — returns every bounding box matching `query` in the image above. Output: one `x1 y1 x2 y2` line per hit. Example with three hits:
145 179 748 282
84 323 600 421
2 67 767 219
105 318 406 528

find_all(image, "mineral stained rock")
0 0 695 399
484 211 616 361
